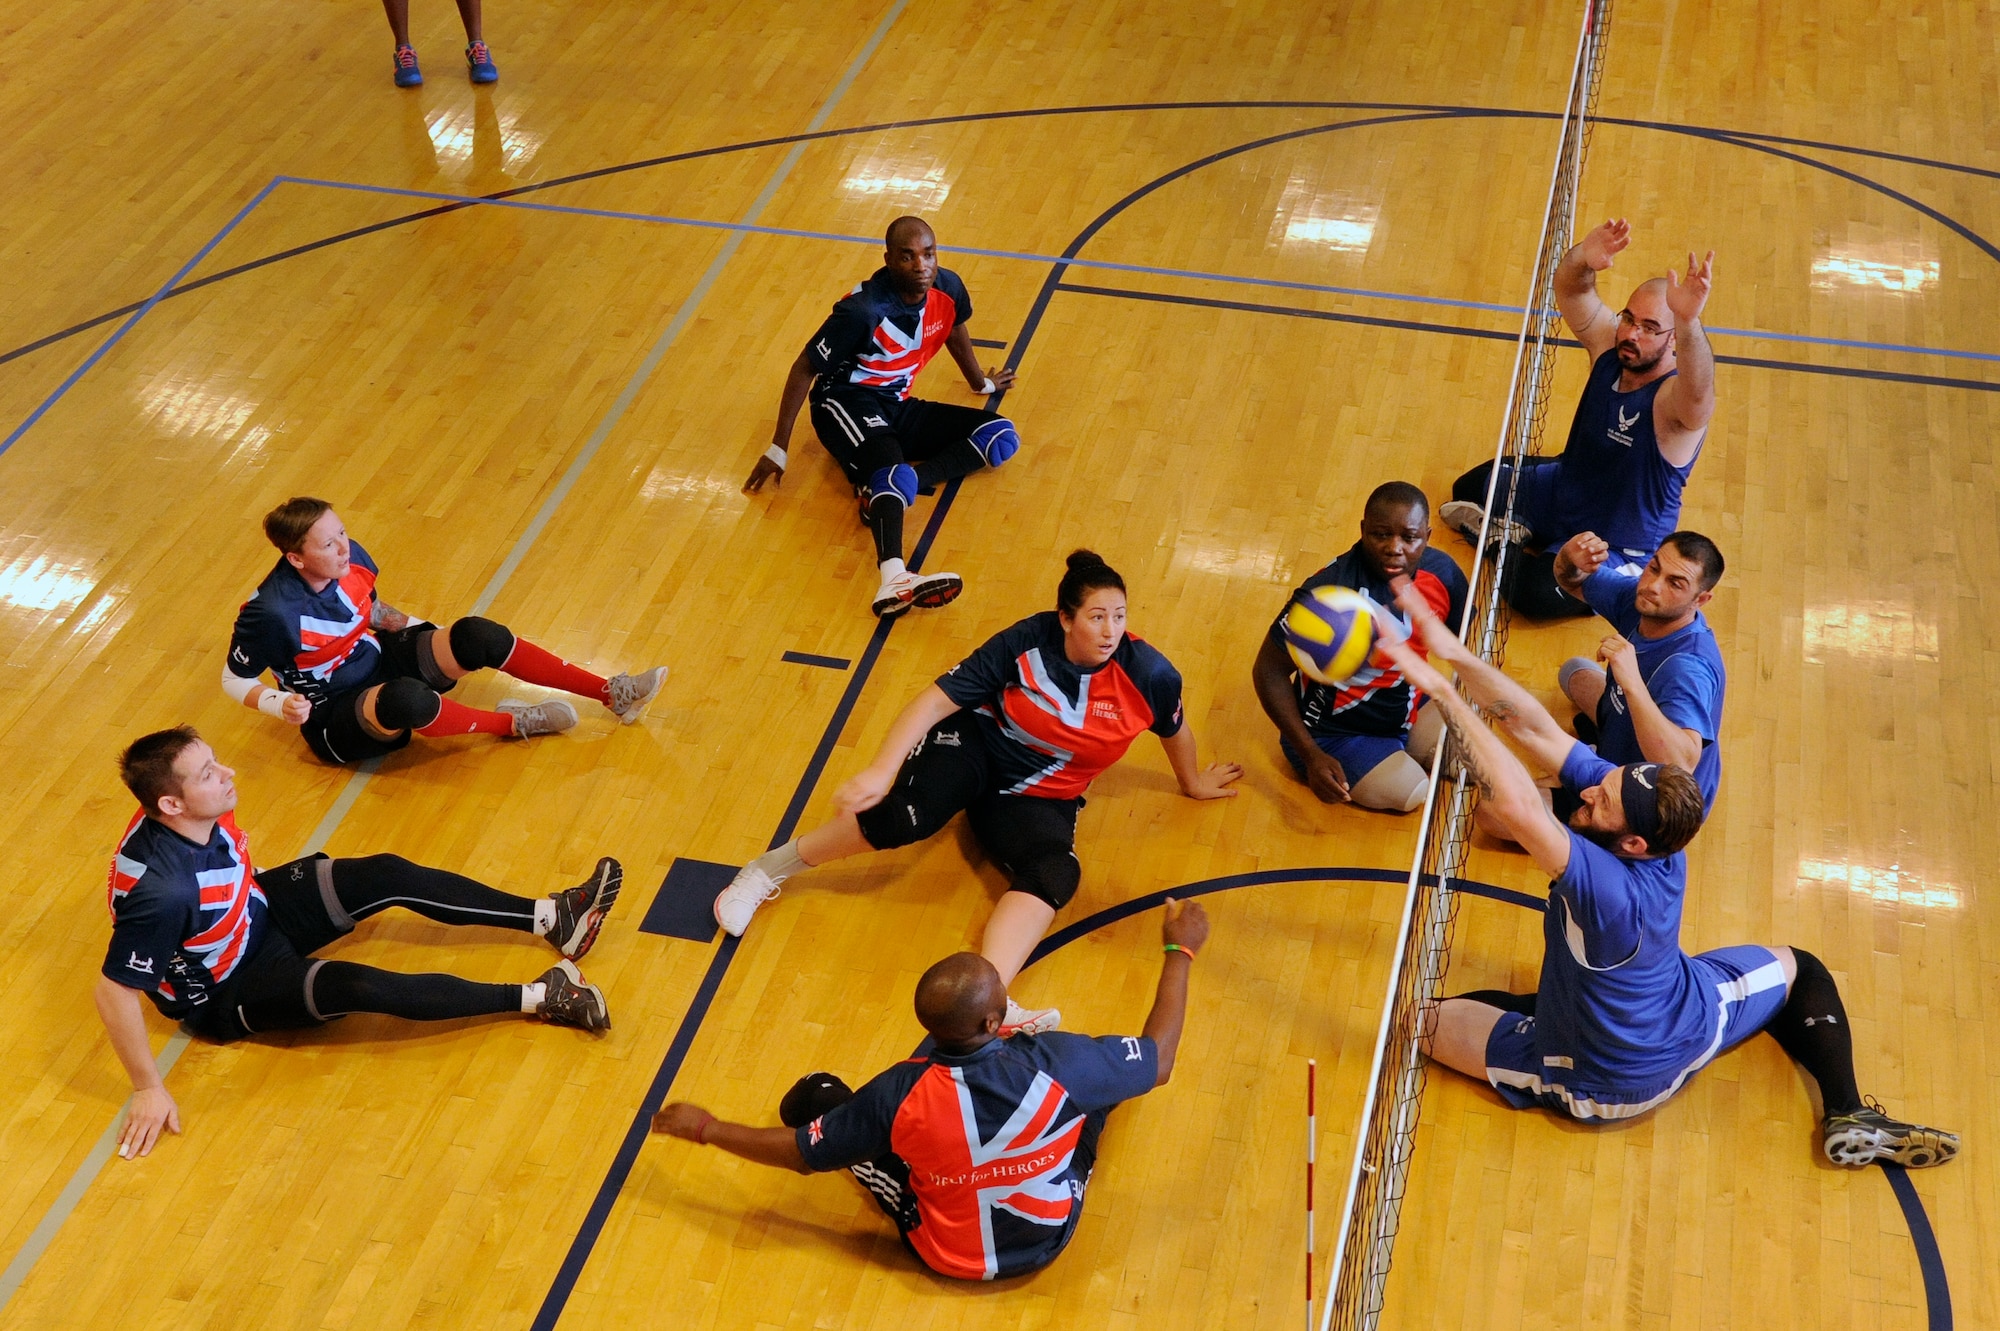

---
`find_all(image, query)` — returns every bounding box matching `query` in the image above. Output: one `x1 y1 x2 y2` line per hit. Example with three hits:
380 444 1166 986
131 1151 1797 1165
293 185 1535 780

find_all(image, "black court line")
1056 282 2000 394
969 337 1006 349
1882 1163 1954 1329
781 650 852 670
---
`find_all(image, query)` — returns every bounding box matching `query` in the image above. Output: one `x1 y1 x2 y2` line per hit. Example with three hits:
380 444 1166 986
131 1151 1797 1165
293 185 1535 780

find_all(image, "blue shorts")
1483 944 1790 1121
1279 732 1409 785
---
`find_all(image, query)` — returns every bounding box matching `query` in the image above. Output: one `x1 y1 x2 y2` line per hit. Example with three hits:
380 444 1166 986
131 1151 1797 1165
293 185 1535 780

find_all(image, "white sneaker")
606 665 667 724
999 997 1062 1038
498 698 580 738
871 568 964 618
1438 500 1529 548
714 862 781 937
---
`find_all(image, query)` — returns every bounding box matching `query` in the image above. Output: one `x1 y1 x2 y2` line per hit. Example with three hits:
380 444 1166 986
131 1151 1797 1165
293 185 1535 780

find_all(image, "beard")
1615 340 1666 374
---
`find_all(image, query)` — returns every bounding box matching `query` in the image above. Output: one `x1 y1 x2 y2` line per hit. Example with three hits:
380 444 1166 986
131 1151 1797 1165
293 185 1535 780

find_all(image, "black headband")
1620 764 1665 847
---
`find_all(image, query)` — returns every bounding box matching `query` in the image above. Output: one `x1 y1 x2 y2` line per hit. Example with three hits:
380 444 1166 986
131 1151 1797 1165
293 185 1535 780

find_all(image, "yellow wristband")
1163 943 1196 961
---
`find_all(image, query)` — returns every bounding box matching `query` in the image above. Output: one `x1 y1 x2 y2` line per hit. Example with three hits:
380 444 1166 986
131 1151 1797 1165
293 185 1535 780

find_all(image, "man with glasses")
1442 219 1717 618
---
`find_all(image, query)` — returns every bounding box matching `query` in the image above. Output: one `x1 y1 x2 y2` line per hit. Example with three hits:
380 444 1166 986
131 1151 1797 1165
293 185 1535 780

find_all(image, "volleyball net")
1315 4 1614 1328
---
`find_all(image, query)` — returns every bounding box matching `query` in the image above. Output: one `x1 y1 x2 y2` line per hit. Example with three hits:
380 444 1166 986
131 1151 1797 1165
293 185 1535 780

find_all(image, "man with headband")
1373 579 1957 1168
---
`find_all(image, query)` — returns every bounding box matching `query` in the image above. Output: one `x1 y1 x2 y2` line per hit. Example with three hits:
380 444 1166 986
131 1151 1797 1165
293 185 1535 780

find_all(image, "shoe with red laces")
393 44 423 88
466 40 499 83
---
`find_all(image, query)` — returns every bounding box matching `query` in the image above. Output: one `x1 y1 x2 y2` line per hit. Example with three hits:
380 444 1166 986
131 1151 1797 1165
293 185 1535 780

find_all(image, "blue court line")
1881 1163 1954 1330
781 651 852 670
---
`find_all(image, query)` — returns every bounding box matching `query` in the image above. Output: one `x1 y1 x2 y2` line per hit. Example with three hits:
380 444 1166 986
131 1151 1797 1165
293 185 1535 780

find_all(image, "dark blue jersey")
804 267 973 402
1579 568 1727 812
104 811 266 1020
227 541 384 709
1526 350 1699 557
797 1031 1158 1279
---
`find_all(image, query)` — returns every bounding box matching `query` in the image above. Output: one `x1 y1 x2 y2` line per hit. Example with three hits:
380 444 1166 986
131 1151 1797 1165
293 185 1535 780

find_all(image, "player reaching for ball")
712 550 1240 1034
742 216 1022 618
225 498 666 766
1252 483 1468 811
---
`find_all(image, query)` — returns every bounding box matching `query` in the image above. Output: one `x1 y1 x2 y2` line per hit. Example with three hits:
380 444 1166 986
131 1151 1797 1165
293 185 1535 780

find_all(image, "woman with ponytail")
715 550 1240 1032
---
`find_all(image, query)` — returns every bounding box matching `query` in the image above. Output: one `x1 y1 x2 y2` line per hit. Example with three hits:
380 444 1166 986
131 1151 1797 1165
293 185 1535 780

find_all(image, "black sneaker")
547 857 621 960
779 1072 854 1127
535 960 611 1031
1823 1097 1959 1168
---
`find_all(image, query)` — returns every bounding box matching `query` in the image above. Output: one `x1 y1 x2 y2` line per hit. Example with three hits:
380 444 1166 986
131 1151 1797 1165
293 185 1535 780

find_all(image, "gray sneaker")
1439 499 1529 548
498 698 579 738
534 959 610 1030
605 666 667 724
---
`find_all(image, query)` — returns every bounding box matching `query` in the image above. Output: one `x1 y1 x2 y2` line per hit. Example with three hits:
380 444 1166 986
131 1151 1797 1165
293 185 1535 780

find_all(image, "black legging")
1450 460 1593 620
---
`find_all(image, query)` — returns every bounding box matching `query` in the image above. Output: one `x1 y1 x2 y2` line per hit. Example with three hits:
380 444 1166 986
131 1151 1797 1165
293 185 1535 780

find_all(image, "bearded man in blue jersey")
1376 581 1955 1169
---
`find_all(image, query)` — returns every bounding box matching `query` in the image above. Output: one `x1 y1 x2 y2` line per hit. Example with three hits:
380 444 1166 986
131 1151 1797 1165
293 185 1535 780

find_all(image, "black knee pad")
370 676 442 731
780 1072 854 1128
855 790 957 850
1007 851 1081 910
447 615 516 670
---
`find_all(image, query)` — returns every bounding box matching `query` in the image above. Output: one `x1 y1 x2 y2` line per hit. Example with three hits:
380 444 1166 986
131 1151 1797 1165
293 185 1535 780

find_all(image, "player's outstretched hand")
118 1085 181 1160
1577 218 1631 271
1388 575 1462 664
1302 747 1351 804
1373 601 1456 702
744 454 785 494
652 1102 716 1142
1554 532 1610 587
1182 761 1243 800
1162 897 1210 954
279 693 311 725
983 366 1017 394
1665 250 1715 323
1597 634 1640 688
833 765 897 815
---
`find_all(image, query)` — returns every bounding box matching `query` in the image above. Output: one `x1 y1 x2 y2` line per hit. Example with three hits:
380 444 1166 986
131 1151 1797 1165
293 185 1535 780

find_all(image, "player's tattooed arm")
370 599 410 632
1437 705 1499 799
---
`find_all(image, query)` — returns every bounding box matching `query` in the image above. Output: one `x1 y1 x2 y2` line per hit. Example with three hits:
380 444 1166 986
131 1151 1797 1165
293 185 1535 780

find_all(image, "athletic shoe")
714 862 781 937
606 666 668 724
1439 500 1529 548
547 857 622 960
534 959 610 1030
465 40 499 83
393 44 423 87
1822 1098 1959 1169
998 997 1061 1038
499 698 580 738
779 1072 855 1127
871 568 964 618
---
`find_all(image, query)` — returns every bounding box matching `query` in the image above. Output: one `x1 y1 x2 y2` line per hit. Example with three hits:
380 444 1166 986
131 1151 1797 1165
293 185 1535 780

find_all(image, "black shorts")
301 622 452 765
809 384 1001 485
186 854 360 1043
854 712 1084 909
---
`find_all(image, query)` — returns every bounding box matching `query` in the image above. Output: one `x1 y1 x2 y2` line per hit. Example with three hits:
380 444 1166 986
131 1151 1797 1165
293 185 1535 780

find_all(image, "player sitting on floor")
1376 581 1957 1168
713 550 1240 1036
1252 481 1466 811
98 727 618 1160
742 214 1021 618
225 497 666 766
653 899 1209 1281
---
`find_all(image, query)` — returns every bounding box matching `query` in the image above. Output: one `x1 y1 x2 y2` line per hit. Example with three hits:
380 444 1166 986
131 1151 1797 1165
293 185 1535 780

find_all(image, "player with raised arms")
712 550 1241 1034
1376 580 1958 1168
98 727 618 1160
226 498 666 765
742 215 1022 618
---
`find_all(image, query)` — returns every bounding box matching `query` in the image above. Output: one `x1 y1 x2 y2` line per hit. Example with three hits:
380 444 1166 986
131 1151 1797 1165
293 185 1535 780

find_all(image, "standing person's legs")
453 0 483 42
383 0 413 45
965 793 1083 986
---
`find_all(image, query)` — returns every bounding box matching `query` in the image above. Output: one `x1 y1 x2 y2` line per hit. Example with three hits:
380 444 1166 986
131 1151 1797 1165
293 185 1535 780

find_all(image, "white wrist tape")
257 690 294 719
979 376 996 395
764 444 788 469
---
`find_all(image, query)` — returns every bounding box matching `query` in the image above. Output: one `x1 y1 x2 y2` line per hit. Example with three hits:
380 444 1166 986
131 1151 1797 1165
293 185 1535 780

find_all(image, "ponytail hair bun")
1057 548 1126 615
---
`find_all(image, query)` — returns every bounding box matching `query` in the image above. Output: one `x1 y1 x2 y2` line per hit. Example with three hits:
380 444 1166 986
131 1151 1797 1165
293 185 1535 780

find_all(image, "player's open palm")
1666 250 1714 323
1184 761 1243 800
1578 218 1631 271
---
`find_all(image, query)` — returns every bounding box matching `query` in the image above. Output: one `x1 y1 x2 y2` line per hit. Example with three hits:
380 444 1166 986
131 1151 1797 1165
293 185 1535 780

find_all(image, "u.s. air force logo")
1607 404 1641 447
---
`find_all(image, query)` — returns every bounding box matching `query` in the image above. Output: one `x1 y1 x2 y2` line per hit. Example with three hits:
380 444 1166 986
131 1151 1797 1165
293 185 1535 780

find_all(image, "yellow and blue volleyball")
1281 585 1380 685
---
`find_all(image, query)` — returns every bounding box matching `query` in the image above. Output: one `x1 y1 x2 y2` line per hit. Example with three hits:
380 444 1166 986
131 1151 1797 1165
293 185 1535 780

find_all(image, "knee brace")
862 463 919 511
968 418 1020 468
1007 850 1081 910
447 615 516 670
370 676 443 732
1557 656 1602 697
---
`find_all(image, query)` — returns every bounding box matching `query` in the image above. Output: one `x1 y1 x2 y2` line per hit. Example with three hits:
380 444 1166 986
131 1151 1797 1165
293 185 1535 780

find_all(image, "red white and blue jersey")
227 541 384 709
1270 544 1468 739
804 267 973 401
103 811 266 1019
938 612 1185 799
797 1032 1158 1279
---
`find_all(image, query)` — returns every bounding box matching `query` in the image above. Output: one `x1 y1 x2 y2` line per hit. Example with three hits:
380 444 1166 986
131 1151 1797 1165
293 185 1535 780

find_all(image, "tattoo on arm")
1439 707 1497 799
1481 700 1519 721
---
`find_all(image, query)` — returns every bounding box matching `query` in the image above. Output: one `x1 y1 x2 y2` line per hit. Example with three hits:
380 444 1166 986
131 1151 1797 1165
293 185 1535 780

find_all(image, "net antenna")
1315 3 1614 1328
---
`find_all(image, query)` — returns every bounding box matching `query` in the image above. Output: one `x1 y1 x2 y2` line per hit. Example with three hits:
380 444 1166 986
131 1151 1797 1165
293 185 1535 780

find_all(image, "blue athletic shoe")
393 44 422 87
466 40 499 83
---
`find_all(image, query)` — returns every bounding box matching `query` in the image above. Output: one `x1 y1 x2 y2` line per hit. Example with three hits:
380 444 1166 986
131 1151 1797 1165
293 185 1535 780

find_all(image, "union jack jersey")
938 612 1185 799
803 266 973 401
227 540 384 709
797 1031 1158 1279
1270 544 1468 739
103 810 266 1018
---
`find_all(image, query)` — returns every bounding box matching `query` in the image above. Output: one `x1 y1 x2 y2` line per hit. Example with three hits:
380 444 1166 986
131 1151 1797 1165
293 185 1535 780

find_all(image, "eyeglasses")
1616 310 1668 336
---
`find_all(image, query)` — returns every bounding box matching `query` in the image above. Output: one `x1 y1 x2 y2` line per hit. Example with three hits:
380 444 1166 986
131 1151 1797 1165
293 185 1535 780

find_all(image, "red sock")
500 638 609 702
416 697 517 737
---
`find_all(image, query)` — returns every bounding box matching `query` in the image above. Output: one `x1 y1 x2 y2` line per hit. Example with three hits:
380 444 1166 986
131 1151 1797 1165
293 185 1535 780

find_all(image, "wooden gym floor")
0 0 1993 1327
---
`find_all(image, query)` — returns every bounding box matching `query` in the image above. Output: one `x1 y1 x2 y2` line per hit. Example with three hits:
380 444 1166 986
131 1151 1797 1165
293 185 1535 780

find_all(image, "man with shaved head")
1442 219 1718 618
745 215 1022 618
654 901 1210 1280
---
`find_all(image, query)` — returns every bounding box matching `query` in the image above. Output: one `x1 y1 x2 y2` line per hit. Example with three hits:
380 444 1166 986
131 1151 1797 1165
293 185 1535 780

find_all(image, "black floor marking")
781 650 852 670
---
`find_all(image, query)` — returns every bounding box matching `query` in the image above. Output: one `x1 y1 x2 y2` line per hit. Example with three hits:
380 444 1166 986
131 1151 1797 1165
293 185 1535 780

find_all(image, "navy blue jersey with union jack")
1269 544 1468 739
104 811 266 1019
227 541 383 709
797 1031 1158 1279
937 612 1185 798
804 267 973 401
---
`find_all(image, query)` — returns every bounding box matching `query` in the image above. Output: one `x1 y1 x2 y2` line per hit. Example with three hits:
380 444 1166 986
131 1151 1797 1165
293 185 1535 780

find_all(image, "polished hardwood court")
0 0 1993 1328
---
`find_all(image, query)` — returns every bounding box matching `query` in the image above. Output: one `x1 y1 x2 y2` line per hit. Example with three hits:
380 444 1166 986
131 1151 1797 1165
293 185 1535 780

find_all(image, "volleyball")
1281 585 1381 684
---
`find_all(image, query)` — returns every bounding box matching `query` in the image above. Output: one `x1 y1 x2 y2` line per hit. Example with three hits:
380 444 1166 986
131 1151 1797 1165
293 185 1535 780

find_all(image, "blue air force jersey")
804 267 973 402
1528 350 1699 557
104 811 266 1020
1534 745 1716 1098
937 612 1185 798
1579 567 1726 812
796 1031 1158 1280
228 541 384 709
